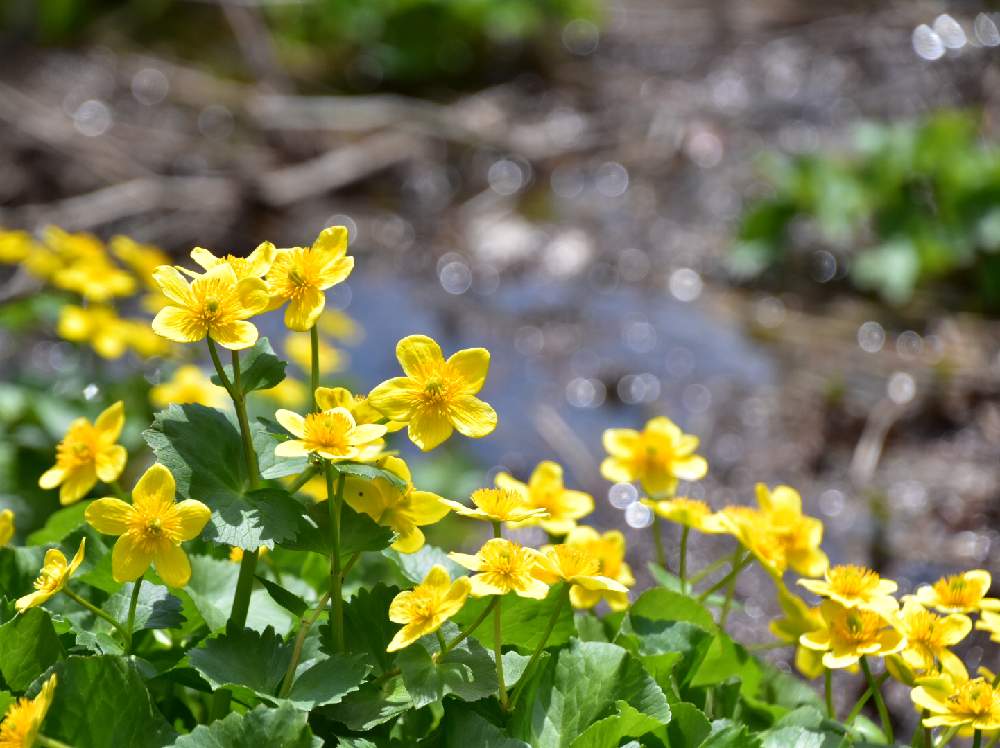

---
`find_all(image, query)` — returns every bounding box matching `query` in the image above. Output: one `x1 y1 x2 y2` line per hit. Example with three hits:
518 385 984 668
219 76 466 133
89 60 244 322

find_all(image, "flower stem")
934 726 960 748
973 730 983 748
824 668 833 719
125 575 143 654
287 464 320 493
697 553 752 602
509 587 568 709
719 547 743 627
860 656 893 744
492 520 502 539
844 671 888 725
326 463 345 652
278 591 331 698
678 525 690 592
109 480 129 502
494 595 508 711
436 629 448 651
310 325 320 411
229 348 260 488
689 554 731 585
62 587 129 642
36 736 74 748
437 598 498 658
652 515 667 571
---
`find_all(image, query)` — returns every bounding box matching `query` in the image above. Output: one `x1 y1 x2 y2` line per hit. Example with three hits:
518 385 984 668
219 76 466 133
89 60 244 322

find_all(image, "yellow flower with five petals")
912 674 1000 733
85 463 211 587
15 538 86 613
188 242 275 281
316 387 404 432
495 461 593 535
798 565 899 619
799 600 903 669
265 226 354 331
894 599 971 680
449 539 548 599
912 570 1000 614
151 263 269 350
0 672 57 748
439 488 547 524
562 526 634 611
274 406 386 462
386 565 471 651
533 544 628 600
368 335 497 451
39 401 127 505
601 416 707 496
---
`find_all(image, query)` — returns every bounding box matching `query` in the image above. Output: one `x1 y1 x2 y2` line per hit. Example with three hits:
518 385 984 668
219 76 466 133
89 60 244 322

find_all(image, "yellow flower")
601 416 707 496
318 309 362 341
912 675 1000 732
151 263 269 350
343 456 448 552
642 497 727 533
188 242 276 281
563 526 635 611
266 226 354 331
387 565 471 651
45 228 136 303
0 673 57 748
912 570 1000 614
127 321 173 358
150 366 229 409
316 387 404 432
755 484 828 577
294 473 327 502
85 463 211 587
894 599 971 680
798 565 899 619
533 544 629 601
15 538 86 613
274 406 386 461
0 230 34 263
799 600 903 669
57 306 130 359
769 582 826 679
110 236 170 288
258 378 309 409
0 510 13 547
368 335 497 451
976 610 1000 643
439 488 548 524
495 461 594 535
285 334 346 375
449 539 549 599
38 401 127 505
229 546 267 563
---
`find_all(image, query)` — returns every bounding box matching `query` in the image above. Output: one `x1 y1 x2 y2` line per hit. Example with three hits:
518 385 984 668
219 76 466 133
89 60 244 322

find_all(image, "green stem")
278 592 331 698
844 671 888 725
689 554 731 585
494 595 508 711
678 525 690 592
341 552 361 580
509 588 568 709
934 726 960 748
310 326 320 411
109 479 129 502
230 348 260 488
326 464 345 652
697 553 752 602
824 668 833 719
227 550 258 635
125 575 143 654
62 588 129 642
437 598 498 658
719 547 742 627
492 520 502 539
287 464 320 494
36 736 74 748
973 730 983 748
860 656 893 744
436 629 448 651
652 515 667 571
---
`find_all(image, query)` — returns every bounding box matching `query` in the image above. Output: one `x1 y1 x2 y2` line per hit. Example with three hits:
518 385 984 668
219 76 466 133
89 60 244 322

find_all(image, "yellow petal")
133 463 176 512
516 577 550 600
154 542 193 587
190 247 221 271
346 423 388 446
469 575 507 597
68 537 87 575
95 401 125 442
367 377 420 421
86 497 134 535
396 335 444 380
153 306 206 343
38 466 65 490
388 590 415 624
152 265 194 306
16 589 54 613
284 289 325 332
60 464 97 505
318 256 354 289
312 226 349 258
314 386 350 412
408 410 454 451
171 499 211 541
391 526 425 554
449 396 497 438
275 440 310 458
446 348 490 394
645 416 682 443
211 320 259 350
407 490 450 525
246 242 276 276
671 455 708 481
275 409 306 438
448 552 483 572
386 623 422 652
111 533 154 582
602 429 639 458
96 444 127 483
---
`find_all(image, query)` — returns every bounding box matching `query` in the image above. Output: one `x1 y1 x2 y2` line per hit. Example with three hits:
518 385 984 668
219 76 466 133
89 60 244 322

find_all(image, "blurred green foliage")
732 111 1000 311
3 0 600 88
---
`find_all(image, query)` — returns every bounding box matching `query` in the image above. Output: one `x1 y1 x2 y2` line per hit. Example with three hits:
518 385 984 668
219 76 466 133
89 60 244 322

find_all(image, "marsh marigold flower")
16 538 85 613
912 570 1000 614
894 599 971 680
58 305 131 359
150 366 228 410
440 487 547 525
39 400 126 505
151 263 269 350
368 335 497 451
449 539 548 599
642 497 727 533
601 416 707 496
0 230 33 264
800 600 903 669
533 544 628 600
976 610 1000 643
386 565 471 652
85 463 210 587
344 456 449 553
798 565 898 618
756 484 828 577
188 242 275 281
494 461 593 535
0 510 13 547
0 673 57 748
563 526 634 611
274 405 386 462
266 226 354 331
316 387 403 432
912 675 1000 733
45 227 136 303
769 583 826 679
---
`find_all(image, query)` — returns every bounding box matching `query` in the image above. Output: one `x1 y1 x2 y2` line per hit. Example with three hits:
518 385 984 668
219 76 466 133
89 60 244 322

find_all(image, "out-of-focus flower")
798 565 898 618
0 510 13 547
601 416 707 496
150 366 228 409
266 226 354 331
0 230 34 263
912 674 1000 733
642 496 726 533
533 544 628 601
386 565 470 652
894 598 970 680
285 334 346 375
58 305 131 359
151 264 269 350
0 673 57 748
563 526 634 611
257 378 308 409
188 242 275 281
799 600 903 669
274 406 386 461
495 461 593 535
439 487 547 524
46 228 136 302
976 610 1000 643
15 539 86 613
318 309 362 342
110 236 170 289
39 401 126 505
343 455 448 553
368 335 497 451
85 463 210 587
912 570 1000 614
450 538 548 599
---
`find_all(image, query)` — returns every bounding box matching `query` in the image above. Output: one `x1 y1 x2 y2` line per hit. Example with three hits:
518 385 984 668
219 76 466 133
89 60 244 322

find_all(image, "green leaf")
384 544 466 584
510 640 670 748
104 582 185 631
453 585 574 651
185 555 293 634
171 703 313 748
647 563 732 608
255 427 309 480
187 626 290 700
26 501 91 545
665 702 711 747
396 636 497 708
207 487 307 551
284 502 393 560
0 607 63 690
319 677 412 731
441 705 531 748
570 700 667 748
630 588 717 632
211 337 286 395
41 655 176 748
285 653 370 710
698 721 762 748
256 575 308 617
761 726 839 748
342 584 401 675
334 462 408 491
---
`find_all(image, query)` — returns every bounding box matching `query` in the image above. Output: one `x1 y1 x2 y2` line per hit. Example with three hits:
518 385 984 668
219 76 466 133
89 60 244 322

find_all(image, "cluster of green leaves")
3 0 599 88
732 111 1000 311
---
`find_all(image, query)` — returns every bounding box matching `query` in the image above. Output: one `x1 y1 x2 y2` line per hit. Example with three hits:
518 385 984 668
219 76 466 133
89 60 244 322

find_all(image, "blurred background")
2 0 1000 702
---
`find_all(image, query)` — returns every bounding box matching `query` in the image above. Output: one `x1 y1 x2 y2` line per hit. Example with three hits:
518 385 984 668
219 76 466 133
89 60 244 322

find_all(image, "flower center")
56 424 100 468
834 609 884 644
949 679 996 717
554 546 599 578
471 488 524 519
935 576 978 608
302 411 353 453
828 565 882 598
